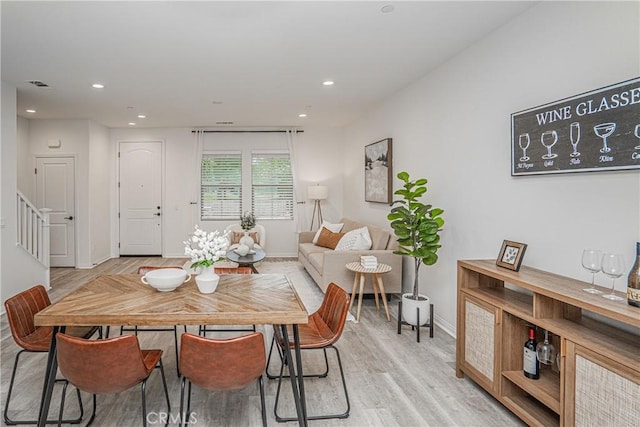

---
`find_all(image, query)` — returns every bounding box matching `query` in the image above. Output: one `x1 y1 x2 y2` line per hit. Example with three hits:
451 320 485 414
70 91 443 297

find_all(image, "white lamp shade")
307 185 328 200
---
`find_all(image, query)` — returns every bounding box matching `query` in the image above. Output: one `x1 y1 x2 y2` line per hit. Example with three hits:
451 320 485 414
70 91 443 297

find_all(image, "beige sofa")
298 218 402 294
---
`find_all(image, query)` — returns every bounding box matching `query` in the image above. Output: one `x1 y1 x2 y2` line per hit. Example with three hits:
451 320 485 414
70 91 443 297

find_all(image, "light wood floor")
1 257 523 426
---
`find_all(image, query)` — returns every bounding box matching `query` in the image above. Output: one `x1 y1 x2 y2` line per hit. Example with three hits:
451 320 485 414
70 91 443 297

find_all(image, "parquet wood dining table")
34 273 310 427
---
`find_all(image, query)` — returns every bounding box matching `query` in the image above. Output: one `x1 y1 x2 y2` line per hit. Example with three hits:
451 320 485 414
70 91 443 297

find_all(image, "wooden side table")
345 262 392 322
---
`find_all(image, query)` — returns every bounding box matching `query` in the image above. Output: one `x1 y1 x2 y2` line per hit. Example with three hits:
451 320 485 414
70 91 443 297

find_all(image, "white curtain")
287 129 307 232
191 129 205 227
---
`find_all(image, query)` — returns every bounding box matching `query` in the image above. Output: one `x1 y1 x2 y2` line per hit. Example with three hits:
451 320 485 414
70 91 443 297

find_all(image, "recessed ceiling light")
322 81 334 86
128 122 136 126
137 115 146 119
298 113 307 118
92 83 104 89
211 101 223 105
26 109 36 113
381 4 395 13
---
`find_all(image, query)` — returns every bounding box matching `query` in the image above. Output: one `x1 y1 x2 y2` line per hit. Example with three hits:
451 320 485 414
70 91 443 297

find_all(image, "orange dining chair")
56 333 171 427
267 282 351 421
3 285 100 425
118 265 187 376
198 266 256 336
179 332 267 427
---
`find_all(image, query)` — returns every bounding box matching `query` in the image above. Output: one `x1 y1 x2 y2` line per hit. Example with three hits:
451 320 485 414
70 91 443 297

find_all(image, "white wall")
343 1 640 335
88 121 111 265
16 116 31 198
1 82 48 306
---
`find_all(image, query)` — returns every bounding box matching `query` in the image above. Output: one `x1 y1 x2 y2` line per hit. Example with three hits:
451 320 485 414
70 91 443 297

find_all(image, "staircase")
16 190 50 268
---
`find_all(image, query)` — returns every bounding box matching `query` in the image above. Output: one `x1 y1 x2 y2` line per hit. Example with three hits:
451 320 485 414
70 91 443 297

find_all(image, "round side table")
345 262 392 322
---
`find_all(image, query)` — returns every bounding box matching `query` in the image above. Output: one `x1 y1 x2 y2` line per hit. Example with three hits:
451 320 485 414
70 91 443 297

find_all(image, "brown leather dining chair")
3 284 100 425
267 282 351 421
118 265 187 376
179 332 267 427
198 266 255 337
56 333 171 427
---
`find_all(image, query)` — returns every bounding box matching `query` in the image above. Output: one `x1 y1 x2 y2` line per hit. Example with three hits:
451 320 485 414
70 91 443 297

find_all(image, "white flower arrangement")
184 225 229 269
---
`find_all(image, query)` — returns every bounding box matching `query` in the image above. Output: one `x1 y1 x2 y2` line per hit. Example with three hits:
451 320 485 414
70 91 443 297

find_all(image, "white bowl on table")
141 268 191 292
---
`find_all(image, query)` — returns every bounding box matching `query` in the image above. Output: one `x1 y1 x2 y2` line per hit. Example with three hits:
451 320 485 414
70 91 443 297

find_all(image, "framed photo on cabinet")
496 240 527 271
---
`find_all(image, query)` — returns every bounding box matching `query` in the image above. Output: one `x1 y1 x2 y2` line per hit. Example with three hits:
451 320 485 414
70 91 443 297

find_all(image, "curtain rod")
191 130 304 133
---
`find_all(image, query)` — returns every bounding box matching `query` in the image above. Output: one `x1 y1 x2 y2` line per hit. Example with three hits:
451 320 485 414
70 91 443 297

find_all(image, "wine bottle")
523 326 539 379
628 242 640 307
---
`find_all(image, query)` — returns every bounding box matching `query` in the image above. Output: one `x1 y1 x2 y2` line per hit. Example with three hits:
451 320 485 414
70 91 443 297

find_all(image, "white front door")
119 141 163 255
36 156 76 267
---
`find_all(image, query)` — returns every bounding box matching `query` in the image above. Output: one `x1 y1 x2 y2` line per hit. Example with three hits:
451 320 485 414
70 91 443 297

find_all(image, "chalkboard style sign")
511 77 640 176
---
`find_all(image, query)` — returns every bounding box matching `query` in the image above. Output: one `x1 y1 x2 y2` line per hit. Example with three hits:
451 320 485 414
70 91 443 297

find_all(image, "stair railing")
16 190 51 268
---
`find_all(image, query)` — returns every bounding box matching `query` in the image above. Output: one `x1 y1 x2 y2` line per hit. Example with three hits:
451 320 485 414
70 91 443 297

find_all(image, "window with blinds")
201 153 242 220
251 153 293 219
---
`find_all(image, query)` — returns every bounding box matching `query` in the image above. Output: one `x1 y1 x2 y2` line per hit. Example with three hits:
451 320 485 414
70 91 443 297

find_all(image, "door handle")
64 216 74 220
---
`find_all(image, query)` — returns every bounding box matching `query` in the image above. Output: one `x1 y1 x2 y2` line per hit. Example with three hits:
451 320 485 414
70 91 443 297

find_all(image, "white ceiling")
2 1 535 129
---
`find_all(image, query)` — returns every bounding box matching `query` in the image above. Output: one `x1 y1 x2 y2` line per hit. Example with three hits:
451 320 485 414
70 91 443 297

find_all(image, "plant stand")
397 300 434 342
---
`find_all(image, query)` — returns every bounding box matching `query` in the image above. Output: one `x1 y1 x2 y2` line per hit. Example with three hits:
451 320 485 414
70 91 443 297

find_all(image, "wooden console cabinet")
456 260 639 427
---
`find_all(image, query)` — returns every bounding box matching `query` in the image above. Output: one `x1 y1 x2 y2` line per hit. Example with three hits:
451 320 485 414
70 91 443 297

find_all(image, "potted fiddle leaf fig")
387 171 444 326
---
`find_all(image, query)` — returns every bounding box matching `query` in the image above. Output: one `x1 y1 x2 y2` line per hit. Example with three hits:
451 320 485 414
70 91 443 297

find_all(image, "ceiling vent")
27 80 49 87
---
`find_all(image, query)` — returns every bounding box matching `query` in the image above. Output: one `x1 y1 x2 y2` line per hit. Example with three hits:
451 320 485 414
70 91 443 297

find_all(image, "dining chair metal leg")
273 345 350 421
4 350 84 425
57 381 87 427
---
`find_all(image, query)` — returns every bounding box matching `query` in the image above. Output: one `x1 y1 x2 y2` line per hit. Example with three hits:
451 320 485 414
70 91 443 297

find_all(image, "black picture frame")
496 240 527 271
365 138 392 204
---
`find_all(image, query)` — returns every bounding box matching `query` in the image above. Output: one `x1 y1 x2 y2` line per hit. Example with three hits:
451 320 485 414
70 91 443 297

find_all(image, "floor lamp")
308 185 328 231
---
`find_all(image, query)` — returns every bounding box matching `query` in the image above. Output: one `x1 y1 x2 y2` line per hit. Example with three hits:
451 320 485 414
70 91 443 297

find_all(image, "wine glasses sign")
634 124 640 150
593 122 616 153
518 133 530 161
536 330 556 366
540 130 558 159
581 249 602 294
601 253 625 301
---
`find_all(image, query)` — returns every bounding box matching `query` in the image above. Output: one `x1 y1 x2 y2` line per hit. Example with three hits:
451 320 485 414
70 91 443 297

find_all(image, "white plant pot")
401 293 430 326
195 266 220 294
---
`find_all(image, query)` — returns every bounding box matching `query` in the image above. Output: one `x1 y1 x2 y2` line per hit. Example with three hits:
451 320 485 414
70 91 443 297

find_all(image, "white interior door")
36 156 76 267
119 141 162 255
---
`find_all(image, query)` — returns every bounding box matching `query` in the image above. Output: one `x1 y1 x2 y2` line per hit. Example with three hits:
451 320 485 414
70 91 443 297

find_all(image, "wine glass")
541 130 558 159
536 330 556 366
518 133 530 161
634 124 640 150
593 122 616 153
581 249 602 293
601 253 625 301
570 122 581 157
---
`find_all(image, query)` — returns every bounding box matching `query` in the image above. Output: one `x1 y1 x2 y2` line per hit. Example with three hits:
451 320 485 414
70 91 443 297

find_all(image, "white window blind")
201 153 242 220
251 153 293 219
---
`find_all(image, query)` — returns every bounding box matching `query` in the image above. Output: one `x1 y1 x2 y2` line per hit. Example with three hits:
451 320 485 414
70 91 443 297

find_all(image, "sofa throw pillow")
315 227 345 250
230 231 260 245
335 226 372 251
312 221 344 244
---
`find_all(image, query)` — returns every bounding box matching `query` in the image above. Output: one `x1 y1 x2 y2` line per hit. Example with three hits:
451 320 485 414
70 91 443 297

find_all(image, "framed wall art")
511 77 640 176
365 138 392 204
496 240 527 271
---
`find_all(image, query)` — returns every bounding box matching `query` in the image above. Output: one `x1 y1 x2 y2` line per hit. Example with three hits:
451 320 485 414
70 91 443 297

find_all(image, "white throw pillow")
335 226 372 251
312 221 344 244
